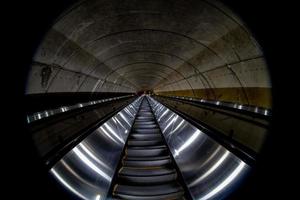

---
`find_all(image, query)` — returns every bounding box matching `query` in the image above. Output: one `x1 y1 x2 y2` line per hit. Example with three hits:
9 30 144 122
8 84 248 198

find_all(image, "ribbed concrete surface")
26 0 272 108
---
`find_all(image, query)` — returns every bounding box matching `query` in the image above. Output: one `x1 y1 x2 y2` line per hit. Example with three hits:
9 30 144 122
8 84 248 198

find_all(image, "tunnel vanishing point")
24 0 273 200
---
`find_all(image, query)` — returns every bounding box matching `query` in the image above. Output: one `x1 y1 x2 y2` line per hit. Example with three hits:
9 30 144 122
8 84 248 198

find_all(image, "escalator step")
127 145 167 149
135 116 154 119
126 147 168 157
118 173 177 185
120 166 176 176
129 133 162 140
125 155 170 161
128 140 163 146
123 157 171 167
133 124 158 129
110 98 186 200
132 128 160 134
113 183 184 200
134 121 156 125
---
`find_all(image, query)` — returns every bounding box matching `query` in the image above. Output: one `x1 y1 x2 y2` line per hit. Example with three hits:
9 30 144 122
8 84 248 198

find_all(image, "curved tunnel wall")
26 0 272 108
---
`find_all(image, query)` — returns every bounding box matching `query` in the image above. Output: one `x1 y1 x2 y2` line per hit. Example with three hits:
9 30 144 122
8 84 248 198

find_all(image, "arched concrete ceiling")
26 0 272 107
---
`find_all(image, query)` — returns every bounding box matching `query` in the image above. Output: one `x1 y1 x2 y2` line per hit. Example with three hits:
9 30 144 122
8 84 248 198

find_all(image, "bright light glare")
95 194 101 200
104 124 124 144
163 114 177 133
100 126 118 144
158 109 168 121
79 143 110 170
114 117 127 130
119 112 131 126
190 151 230 187
199 161 247 200
50 169 89 200
169 119 185 135
73 147 111 181
174 130 201 157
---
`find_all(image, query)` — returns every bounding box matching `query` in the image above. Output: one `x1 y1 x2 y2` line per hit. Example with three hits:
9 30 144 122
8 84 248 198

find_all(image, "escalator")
110 97 188 200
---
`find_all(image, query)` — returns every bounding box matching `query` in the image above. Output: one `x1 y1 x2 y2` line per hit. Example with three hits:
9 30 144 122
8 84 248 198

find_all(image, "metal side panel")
49 96 143 200
147 95 250 200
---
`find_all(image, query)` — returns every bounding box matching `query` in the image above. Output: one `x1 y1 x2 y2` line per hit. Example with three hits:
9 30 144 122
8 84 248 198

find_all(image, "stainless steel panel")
27 94 135 123
49 96 142 200
167 95 271 116
148 96 250 200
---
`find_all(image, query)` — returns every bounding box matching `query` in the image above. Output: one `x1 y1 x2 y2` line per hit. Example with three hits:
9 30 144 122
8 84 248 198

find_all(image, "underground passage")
23 0 274 199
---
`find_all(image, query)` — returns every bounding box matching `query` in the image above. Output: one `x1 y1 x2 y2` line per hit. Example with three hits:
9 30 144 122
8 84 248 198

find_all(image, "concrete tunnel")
22 0 273 200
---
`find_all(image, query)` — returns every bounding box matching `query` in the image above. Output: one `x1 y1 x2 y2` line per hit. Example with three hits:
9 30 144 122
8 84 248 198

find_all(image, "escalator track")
110 97 188 200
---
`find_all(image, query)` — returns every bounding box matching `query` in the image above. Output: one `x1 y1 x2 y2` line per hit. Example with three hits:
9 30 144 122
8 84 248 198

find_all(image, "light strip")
119 112 131 126
104 124 124 144
114 117 127 130
158 109 168 121
169 119 185 135
199 161 247 200
73 147 111 181
190 151 230 187
162 114 176 133
174 130 201 157
60 160 96 188
79 143 110 170
198 146 222 169
99 126 118 144
50 169 89 200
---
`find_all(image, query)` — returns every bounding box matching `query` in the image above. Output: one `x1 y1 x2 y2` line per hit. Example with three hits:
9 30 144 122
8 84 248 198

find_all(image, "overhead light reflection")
169 119 185 135
50 169 89 200
104 124 124 144
73 147 111 181
79 143 110 170
199 161 247 200
199 146 222 169
99 126 118 144
163 114 177 133
114 117 127 130
119 112 131 126
60 160 96 188
190 151 230 187
174 130 201 157
158 109 168 121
